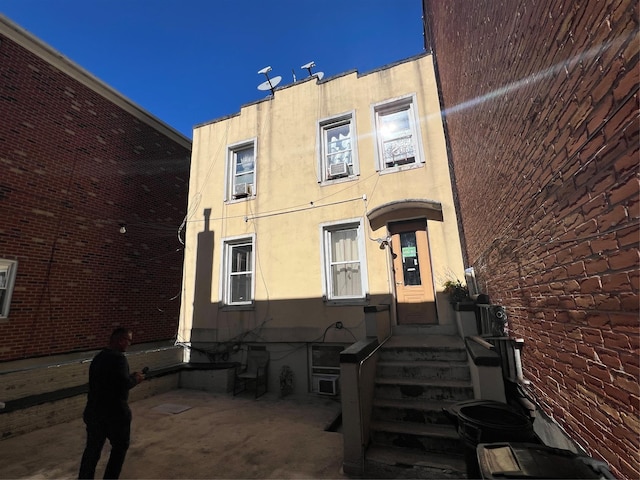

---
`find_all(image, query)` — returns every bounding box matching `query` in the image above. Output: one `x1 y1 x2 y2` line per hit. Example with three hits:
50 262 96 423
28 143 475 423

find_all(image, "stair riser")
371 431 463 455
372 406 454 425
377 364 470 381
375 384 474 402
379 349 467 362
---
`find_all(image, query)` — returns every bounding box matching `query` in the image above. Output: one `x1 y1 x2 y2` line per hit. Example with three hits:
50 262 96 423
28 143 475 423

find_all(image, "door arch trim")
366 199 443 231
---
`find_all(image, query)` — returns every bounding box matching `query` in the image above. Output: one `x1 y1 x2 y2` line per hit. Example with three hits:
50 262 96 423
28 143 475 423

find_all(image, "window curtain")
326 123 352 166
330 229 361 296
235 148 255 185
380 108 415 164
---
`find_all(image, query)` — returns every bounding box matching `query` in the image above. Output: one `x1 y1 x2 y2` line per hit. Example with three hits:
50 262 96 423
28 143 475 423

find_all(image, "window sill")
379 162 424 175
220 303 255 311
324 297 369 307
319 174 359 187
225 195 255 204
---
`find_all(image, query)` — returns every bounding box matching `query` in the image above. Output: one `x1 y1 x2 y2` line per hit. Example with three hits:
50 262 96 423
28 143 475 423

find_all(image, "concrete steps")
372 397 459 425
365 445 467 479
378 346 468 363
371 420 461 454
375 377 474 402
377 360 471 381
365 334 469 478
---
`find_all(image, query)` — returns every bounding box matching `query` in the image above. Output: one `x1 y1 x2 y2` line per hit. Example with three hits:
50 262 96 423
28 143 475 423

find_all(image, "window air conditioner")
328 162 348 178
233 182 251 198
313 374 339 395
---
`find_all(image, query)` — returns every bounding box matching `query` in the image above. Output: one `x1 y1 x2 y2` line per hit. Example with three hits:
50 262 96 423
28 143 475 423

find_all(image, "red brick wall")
0 32 191 361
424 0 639 478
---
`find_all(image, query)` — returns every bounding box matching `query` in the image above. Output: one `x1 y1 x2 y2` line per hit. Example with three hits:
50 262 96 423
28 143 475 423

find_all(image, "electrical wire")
244 195 365 222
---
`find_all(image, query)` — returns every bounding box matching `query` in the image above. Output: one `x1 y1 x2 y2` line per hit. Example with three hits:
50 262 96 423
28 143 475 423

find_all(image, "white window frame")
309 344 343 394
319 219 368 303
225 138 257 201
372 94 425 172
317 111 359 184
220 234 256 307
0 259 18 319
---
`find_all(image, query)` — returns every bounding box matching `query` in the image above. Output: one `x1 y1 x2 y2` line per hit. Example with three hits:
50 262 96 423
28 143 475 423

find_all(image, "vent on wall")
328 162 349 178
313 374 339 395
233 183 251 198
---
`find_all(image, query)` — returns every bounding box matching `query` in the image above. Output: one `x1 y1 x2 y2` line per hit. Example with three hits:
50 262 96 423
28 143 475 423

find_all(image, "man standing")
79 328 145 479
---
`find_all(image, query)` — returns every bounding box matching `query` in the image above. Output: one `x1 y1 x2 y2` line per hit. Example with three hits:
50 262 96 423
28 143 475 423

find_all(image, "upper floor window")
0 259 18 319
227 140 256 201
221 236 255 306
318 112 358 183
373 95 423 171
321 220 368 302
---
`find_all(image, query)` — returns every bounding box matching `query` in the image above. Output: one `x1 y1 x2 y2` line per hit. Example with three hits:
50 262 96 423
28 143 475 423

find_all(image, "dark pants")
78 414 131 479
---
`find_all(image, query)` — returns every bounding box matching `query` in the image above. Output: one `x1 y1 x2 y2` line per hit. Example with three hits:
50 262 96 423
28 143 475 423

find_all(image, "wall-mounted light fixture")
119 224 127 234
376 236 391 249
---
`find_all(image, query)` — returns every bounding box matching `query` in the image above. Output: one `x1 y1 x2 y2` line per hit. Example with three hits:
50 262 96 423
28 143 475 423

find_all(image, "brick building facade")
424 1 638 478
0 16 191 361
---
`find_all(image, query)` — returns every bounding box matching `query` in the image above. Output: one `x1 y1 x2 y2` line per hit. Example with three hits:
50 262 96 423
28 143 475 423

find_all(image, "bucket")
447 401 536 478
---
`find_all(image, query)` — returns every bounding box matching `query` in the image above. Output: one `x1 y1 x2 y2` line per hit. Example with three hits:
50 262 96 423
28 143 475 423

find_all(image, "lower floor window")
311 344 343 395
322 221 367 300
0 259 18 318
223 237 254 305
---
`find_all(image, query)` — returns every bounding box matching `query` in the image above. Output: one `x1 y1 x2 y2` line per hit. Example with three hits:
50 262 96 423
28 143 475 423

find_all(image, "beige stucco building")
179 53 466 395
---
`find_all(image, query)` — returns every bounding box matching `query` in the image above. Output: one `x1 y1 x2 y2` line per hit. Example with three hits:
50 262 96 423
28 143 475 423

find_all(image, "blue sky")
0 0 426 139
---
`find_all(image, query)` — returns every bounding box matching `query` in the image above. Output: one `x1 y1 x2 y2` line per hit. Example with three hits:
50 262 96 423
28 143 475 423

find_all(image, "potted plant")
443 279 473 310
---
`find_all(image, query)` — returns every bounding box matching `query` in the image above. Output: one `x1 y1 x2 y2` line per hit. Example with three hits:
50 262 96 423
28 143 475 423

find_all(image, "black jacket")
83 348 137 422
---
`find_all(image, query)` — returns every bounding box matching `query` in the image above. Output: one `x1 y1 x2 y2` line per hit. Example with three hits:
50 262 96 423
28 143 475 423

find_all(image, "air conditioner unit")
233 182 251 198
328 162 348 178
313 374 339 396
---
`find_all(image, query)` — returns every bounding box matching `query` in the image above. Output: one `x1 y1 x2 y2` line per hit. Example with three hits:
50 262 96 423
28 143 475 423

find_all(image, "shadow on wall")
187 209 442 348
193 208 216 329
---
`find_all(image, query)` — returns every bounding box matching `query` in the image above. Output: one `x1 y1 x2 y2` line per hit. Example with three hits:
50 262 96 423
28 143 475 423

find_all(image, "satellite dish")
258 76 282 91
257 65 281 94
301 61 324 81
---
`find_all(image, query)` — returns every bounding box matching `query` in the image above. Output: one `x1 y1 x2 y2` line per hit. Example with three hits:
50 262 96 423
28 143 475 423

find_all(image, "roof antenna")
301 61 324 81
257 66 282 95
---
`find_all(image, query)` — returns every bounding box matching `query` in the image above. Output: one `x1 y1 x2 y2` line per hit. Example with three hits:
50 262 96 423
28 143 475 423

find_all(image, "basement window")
310 344 343 395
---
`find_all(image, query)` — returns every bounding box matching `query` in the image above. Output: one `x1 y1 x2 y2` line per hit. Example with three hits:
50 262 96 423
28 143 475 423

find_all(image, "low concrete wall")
465 337 506 402
340 338 380 477
0 342 183 439
364 305 391 343
179 364 237 394
455 309 478 337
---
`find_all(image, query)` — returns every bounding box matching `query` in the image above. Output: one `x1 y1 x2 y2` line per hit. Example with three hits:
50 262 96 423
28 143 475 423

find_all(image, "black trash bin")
477 442 616 479
447 400 537 478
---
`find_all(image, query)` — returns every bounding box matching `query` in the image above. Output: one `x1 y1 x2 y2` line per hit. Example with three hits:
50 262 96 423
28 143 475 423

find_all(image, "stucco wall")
180 54 465 350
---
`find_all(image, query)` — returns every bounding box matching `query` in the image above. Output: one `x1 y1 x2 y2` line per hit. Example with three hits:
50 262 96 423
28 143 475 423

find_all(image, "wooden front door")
389 219 437 324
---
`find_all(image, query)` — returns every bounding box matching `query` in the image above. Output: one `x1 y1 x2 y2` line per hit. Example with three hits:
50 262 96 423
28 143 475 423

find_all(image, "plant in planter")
443 279 471 304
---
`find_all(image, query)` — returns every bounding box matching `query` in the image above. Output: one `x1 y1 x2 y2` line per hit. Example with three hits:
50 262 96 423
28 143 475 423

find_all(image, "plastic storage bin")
477 442 615 479
447 400 537 478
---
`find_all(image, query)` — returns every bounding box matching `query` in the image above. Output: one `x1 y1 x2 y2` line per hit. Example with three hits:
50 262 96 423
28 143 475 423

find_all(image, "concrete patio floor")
0 389 346 479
